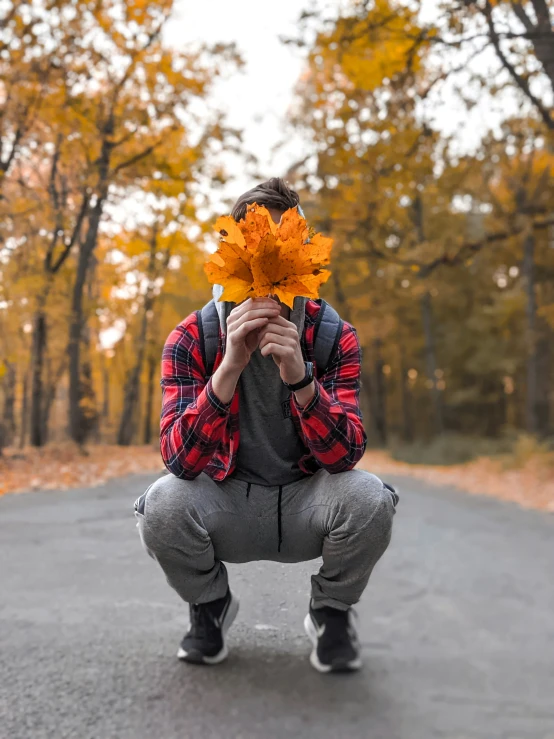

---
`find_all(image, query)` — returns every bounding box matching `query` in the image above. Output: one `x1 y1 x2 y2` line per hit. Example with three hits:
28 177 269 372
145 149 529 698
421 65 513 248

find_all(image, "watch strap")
284 362 314 391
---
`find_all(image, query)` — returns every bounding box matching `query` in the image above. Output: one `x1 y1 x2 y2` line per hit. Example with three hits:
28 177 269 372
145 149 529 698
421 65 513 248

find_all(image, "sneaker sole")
303 613 362 674
177 594 240 665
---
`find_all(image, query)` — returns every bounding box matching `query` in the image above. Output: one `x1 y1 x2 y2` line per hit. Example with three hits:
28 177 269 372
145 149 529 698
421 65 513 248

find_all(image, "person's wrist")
294 381 316 408
219 354 245 379
281 356 306 385
211 354 243 405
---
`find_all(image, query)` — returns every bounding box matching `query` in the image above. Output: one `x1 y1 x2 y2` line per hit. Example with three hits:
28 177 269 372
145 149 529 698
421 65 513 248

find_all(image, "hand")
222 298 281 374
258 315 306 385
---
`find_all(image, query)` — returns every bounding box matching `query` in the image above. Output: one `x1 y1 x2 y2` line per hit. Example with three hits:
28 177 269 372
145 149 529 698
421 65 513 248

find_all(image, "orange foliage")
0 444 163 496
359 452 554 512
205 204 333 308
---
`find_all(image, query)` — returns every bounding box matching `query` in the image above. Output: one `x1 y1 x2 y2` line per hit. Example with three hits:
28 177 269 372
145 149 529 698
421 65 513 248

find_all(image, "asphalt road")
1 471 553 739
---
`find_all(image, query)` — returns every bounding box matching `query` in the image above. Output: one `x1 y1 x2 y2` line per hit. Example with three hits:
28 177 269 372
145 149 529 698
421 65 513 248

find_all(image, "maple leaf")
276 207 309 246
250 234 331 309
304 233 333 266
214 216 246 248
242 203 277 252
205 204 333 308
204 239 254 303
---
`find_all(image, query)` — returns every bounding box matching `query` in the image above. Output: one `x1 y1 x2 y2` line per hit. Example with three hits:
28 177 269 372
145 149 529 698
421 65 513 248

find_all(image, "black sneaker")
177 590 239 665
304 602 362 673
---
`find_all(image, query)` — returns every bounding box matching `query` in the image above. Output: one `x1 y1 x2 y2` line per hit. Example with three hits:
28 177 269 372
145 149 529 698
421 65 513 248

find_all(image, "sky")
162 0 517 214
164 0 312 208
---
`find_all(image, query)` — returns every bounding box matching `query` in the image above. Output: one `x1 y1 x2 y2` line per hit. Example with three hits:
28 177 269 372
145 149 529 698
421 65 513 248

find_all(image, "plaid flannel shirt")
160 300 367 481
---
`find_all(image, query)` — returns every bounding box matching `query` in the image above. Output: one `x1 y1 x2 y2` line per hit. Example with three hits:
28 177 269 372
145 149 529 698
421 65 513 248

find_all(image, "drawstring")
246 483 251 499
277 485 283 552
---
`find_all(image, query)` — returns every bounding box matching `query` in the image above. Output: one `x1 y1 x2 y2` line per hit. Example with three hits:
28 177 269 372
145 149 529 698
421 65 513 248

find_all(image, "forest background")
1 0 553 503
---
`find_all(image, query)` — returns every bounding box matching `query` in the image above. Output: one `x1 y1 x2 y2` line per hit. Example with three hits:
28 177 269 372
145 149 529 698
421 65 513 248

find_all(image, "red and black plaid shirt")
160 300 366 481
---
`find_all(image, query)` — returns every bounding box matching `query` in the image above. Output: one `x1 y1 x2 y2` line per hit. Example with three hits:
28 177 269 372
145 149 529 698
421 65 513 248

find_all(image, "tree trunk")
413 195 443 436
372 338 387 446
399 344 413 442
331 269 381 444
68 120 111 444
40 360 65 444
30 310 47 446
420 291 444 436
20 369 29 448
2 360 17 447
68 202 103 444
99 353 111 443
528 0 554 93
536 329 551 435
118 225 165 446
102 356 110 421
118 301 150 446
143 351 157 445
522 233 539 435
40 386 55 445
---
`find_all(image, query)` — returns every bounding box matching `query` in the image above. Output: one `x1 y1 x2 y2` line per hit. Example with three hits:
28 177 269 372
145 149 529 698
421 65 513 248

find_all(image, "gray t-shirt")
234 348 308 486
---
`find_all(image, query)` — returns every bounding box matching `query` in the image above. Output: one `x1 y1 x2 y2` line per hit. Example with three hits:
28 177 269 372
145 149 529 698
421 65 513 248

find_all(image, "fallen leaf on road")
0 444 163 496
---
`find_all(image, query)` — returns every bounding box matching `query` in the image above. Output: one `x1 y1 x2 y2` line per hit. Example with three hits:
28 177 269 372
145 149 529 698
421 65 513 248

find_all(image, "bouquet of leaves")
204 203 333 308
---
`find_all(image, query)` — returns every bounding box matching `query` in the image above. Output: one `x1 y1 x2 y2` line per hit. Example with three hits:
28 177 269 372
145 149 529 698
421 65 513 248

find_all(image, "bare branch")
529 0 553 29
47 136 62 212
483 1 553 130
342 216 554 277
510 2 535 32
49 191 90 274
112 141 162 174
110 127 138 149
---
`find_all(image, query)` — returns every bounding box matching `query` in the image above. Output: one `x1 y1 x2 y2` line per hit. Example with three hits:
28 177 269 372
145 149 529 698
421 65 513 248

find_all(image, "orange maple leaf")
205 204 333 308
242 204 277 252
204 239 253 303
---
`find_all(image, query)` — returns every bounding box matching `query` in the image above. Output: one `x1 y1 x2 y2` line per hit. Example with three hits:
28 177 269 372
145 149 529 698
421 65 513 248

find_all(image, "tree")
57 1 237 444
288 0 554 444
291 1 553 132
1 0 240 446
436 0 554 132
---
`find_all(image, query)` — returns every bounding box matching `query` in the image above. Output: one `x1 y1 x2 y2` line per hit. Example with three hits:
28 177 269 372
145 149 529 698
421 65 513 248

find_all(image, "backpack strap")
197 297 343 378
312 299 344 374
196 299 220 377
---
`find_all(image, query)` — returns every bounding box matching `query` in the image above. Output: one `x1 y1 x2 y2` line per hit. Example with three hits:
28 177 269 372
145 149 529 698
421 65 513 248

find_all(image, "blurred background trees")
286 0 553 452
0 0 238 451
0 0 552 458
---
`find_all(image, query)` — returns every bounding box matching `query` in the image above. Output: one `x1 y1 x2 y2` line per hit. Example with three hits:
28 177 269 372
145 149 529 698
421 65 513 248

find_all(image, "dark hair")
231 177 300 222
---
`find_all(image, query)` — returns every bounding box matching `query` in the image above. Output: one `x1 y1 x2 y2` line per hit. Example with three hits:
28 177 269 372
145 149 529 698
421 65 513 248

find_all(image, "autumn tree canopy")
0 0 238 449
288 0 554 445
0 0 552 456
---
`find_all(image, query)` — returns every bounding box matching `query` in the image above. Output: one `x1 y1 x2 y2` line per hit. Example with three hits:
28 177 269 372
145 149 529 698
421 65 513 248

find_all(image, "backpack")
196 299 344 378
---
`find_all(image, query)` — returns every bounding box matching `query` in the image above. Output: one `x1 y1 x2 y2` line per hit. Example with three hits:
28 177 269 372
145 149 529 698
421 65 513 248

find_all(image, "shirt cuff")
205 376 232 416
292 380 321 417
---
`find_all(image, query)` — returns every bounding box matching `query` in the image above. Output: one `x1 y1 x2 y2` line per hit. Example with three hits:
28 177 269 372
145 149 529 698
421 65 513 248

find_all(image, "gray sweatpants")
136 468 397 611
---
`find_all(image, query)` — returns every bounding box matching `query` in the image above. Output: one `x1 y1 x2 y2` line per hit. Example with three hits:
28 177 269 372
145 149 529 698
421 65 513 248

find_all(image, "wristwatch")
284 362 314 392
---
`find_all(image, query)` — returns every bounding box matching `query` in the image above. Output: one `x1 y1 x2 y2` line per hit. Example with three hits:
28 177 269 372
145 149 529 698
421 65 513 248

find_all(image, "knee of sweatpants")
334 469 395 533
140 473 199 552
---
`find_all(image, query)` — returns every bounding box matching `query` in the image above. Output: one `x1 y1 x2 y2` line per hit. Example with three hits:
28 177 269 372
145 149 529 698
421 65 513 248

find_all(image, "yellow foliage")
312 0 429 93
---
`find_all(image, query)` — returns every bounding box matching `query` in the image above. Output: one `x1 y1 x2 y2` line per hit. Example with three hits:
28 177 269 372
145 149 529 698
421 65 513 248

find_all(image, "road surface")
1 471 553 739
